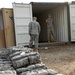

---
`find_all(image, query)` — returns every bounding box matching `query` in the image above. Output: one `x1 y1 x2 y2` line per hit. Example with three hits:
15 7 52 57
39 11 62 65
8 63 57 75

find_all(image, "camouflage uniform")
46 18 56 42
29 21 41 48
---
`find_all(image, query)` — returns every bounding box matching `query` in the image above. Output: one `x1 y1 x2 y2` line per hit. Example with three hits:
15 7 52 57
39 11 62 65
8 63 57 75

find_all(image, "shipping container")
13 2 72 46
0 8 15 48
69 2 75 42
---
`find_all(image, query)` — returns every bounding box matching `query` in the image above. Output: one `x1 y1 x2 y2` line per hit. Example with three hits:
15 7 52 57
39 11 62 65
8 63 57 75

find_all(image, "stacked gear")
9 47 41 69
0 48 17 75
0 46 63 75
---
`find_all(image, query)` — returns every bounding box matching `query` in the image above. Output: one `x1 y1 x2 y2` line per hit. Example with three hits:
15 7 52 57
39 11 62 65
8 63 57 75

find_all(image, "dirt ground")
37 43 75 75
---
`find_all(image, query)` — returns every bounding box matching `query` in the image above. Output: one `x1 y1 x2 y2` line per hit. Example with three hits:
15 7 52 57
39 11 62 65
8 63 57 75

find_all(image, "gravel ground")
36 43 75 75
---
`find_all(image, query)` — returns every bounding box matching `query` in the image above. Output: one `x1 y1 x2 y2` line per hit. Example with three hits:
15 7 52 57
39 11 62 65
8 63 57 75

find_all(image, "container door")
70 4 75 41
13 3 32 46
2 8 15 48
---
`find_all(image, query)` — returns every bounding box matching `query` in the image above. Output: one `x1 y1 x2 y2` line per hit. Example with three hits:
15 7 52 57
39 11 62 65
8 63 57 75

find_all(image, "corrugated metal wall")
69 4 75 41
51 5 68 42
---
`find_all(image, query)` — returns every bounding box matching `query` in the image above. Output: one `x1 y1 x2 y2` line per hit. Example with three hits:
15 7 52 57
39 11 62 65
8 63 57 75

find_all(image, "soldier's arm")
29 22 32 35
38 23 41 34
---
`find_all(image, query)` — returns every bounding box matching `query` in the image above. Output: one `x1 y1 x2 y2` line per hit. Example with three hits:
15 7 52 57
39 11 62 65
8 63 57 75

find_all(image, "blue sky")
0 0 73 8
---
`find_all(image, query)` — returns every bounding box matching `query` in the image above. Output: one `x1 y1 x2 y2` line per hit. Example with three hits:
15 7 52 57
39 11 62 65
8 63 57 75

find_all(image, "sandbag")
2 61 12 64
8 46 33 53
11 52 41 69
11 55 22 61
0 70 17 75
0 59 7 61
11 52 29 61
16 65 35 74
0 49 12 61
0 65 14 71
35 64 47 69
29 53 41 65
0 48 10 56
20 69 58 75
16 64 47 74
9 51 22 58
20 69 54 75
11 52 40 61
12 57 29 68
9 48 33 59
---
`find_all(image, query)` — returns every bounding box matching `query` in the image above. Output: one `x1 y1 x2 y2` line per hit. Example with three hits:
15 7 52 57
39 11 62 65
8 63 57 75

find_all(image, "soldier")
29 17 41 51
46 14 56 43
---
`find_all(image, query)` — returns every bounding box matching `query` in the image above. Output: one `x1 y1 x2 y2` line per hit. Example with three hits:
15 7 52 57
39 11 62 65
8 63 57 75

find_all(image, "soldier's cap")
33 17 37 20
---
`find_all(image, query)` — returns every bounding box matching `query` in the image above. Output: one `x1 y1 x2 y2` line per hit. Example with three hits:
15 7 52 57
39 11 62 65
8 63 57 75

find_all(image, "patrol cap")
33 17 37 20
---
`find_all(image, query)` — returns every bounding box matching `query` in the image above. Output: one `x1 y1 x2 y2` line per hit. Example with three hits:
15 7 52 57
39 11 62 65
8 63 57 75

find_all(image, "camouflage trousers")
47 28 56 42
29 34 39 48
